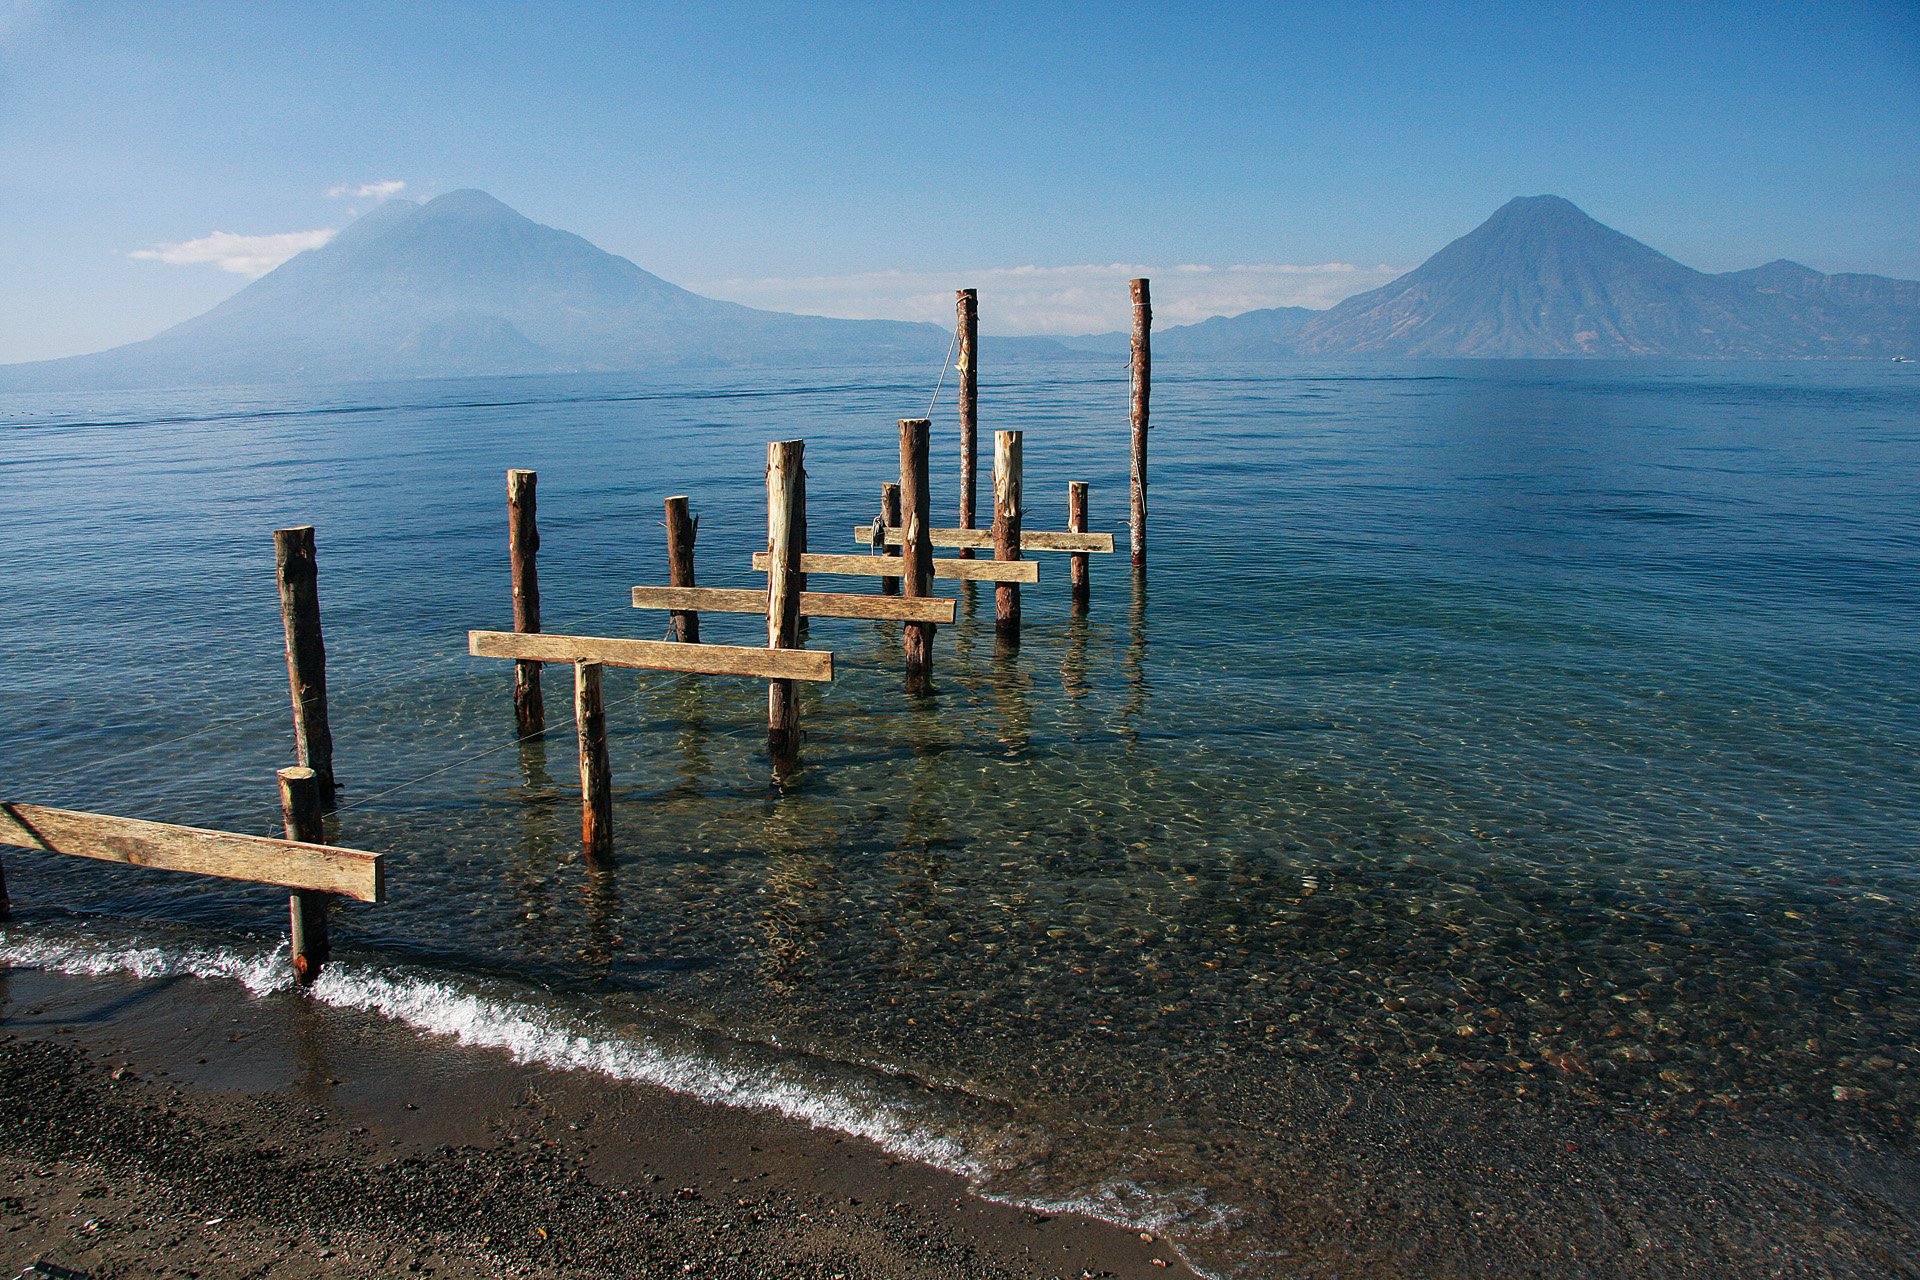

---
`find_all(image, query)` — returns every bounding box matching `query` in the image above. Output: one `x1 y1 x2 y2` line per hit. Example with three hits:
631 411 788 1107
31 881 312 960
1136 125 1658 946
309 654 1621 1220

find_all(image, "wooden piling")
899 418 935 692
1068 481 1090 614
508 469 545 736
274 526 337 806
992 430 1022 642
575 661 613 866
767 440 806 771
878 482 902 596
957 289 979 559
277 765 330 984
1129 277 1151 570
0 849 10 922
663 494 700 644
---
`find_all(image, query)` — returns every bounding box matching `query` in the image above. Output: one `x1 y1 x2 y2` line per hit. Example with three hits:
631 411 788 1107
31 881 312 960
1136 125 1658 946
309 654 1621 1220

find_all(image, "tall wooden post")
992 430 1023 643
899 418 935 693
956 289 979 559
1129 277 1151 570
1068 481 1091 614
277 765 330 984
767 440 806 772
507 470 545 737
274 526 336 806
878 482 902 596
664 494 700 644
575 662 613 866
0 850 10 922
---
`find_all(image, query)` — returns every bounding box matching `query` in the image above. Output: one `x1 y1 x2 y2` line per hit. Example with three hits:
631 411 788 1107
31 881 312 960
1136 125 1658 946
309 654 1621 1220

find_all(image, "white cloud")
692 260 1408 335
327 179 407 201
129 228 338 277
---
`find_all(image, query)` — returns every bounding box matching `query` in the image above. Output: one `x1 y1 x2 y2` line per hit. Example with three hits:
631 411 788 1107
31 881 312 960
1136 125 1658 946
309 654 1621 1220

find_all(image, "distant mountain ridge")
1079 197 1917 360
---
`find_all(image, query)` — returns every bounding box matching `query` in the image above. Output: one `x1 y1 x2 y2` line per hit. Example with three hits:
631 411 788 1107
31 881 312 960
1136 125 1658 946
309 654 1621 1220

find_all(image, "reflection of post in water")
289 988 334 1101
513 734 560 947
1123 565 1148 741
668 672 711 798
578 862 623 972
993 638 1032 754
754 792 835 996
1062 608 1091 704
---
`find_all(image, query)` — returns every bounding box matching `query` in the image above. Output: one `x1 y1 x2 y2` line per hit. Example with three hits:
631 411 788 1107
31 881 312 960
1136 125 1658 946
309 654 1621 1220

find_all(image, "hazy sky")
2 0 1916 362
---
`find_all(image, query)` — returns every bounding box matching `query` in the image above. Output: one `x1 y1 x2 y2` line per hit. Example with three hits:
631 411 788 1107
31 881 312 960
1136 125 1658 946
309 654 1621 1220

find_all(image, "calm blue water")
3 359 1918 1276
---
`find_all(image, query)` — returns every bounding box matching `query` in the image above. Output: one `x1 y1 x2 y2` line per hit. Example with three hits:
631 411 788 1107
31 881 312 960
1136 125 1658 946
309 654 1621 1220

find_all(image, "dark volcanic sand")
0 968 1196 1280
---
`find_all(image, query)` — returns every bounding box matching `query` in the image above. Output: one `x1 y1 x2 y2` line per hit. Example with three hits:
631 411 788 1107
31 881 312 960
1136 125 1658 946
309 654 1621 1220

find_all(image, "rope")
926 325 960 420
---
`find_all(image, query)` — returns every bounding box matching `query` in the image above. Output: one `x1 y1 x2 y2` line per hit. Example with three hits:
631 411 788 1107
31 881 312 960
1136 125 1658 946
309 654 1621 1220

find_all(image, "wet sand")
0 966 1197 1280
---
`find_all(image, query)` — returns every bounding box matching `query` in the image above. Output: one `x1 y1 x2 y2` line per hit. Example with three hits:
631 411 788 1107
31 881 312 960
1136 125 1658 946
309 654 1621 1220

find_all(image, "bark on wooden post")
1068 481 1091 614
277 765 330 984
766 440 806 772
878 482 902 596
899 418 936 692
507 470 545 737
0 851 10 922
664 494 700 644
575 662 614 867
274 526 337 806
957 289 979 559
992 430 1023 642
1129 277 1151 570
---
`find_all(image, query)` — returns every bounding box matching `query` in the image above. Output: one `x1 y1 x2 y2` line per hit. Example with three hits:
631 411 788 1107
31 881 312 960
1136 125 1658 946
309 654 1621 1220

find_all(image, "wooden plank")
469 630 833 682
849 526 1114 554
754 551 1038 584
0 803 384 903
631 585 954 624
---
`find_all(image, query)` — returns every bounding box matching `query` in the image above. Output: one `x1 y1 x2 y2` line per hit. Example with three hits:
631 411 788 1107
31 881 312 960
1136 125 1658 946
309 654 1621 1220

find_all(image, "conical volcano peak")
413 189 528 223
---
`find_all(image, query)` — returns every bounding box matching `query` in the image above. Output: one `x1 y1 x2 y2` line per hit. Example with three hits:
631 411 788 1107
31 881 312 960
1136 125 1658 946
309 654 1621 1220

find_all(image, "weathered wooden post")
957 289 979 559
1129 277 1151 570
992 430 1023 643
664 494 700 644
767 440 806 772
277 765 330 983
507 470 545 737
274 526 337 806
1068 481 1091 614
878 482 902 596
0 850 10 921
899 418 935 693
575 662 613 866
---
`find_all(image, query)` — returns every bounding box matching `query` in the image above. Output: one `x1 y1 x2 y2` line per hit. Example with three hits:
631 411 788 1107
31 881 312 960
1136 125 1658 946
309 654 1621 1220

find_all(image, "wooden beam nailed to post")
900 417 935 692
507 470 545 737
0 803 384 902
993 430 1022 642
633 586 953 624
575 662 613 866
277 766 330 984
848 526 1113 554
1130 278 1151 570
957 289 978 559
879 482 902 595
664 494 700 644
469 631 832 681
750 551 1036 584
1069 481 1091 614
275 526 337 806
766 440 805 772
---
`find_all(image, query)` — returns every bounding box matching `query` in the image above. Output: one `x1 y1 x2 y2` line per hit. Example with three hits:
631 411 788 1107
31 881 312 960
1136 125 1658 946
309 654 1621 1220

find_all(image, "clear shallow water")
3 359 1918 1276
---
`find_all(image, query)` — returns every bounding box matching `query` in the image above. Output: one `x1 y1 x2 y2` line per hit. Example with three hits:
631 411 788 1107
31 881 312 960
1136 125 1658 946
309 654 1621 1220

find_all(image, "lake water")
3 359 1917 1276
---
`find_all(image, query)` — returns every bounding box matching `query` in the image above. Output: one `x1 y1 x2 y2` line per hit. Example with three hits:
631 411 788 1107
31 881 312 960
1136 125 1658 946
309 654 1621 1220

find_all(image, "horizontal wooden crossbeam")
631 585 955 624
0 803 385 903
752 551 1038 584
469 630 833 682
850 526 1115 554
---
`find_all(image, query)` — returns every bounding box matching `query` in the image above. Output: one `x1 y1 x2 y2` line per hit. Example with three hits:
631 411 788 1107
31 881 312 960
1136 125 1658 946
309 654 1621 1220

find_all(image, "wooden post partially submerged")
767 440 806 772
275 526 337 806
1130 277 1151 570
508 470 545 737
957 289 979 559
899 418 935 693
992 430 1023 643
277 766 330 984
664 494 700 644
878 482 902 596
1068 481 1091 614
575 662 613 866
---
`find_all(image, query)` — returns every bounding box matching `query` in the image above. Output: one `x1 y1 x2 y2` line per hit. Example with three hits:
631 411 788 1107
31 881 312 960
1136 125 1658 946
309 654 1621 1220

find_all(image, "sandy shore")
0 966 1198 1280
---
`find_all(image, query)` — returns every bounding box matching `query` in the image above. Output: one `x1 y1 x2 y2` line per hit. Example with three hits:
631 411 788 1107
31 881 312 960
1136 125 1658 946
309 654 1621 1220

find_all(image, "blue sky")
2 0 1915 361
